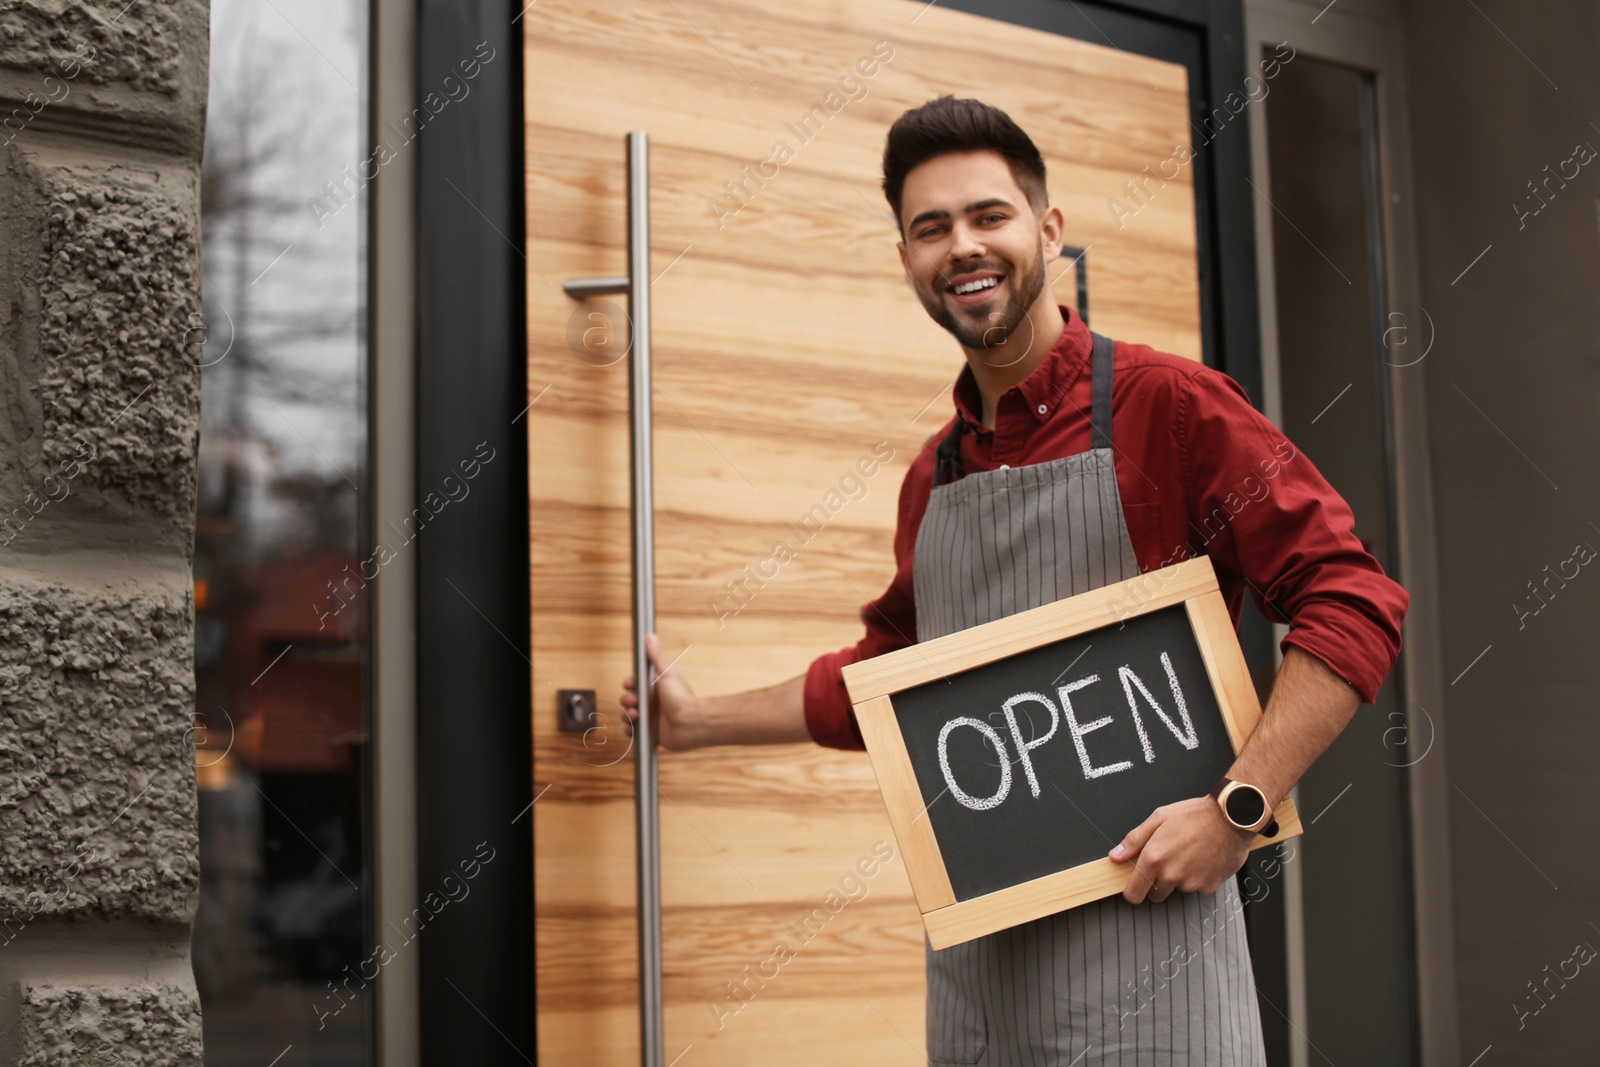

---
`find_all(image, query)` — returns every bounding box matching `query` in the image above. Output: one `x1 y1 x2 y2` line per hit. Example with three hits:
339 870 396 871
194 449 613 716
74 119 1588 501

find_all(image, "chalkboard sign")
841 555 1302 950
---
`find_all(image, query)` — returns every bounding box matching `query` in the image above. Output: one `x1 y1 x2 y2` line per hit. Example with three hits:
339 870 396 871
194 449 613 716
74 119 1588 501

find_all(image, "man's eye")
980 213 1005 224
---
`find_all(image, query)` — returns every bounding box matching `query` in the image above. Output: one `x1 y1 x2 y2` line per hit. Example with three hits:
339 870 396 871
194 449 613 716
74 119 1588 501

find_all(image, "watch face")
1224 785 1267 828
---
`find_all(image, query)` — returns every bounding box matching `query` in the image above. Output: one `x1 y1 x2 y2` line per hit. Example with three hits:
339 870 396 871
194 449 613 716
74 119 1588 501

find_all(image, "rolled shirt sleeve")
1179 367 1409 704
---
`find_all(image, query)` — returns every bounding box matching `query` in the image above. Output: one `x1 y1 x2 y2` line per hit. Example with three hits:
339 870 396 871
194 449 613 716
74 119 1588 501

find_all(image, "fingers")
1114 806 1169 905
629 634 681 692
1116 800 1243 904
1110 808 1164 863
1124 861 1185 905
1123 862 1158 906
620 633 693 748
644 632 670 673
622 631 668 694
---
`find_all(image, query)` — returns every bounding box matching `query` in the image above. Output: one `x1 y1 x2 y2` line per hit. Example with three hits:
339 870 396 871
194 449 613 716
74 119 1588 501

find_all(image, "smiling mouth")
947 274 1005 307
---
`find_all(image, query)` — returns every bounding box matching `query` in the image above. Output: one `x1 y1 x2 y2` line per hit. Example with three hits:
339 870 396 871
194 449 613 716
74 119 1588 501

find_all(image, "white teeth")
953 277 999 295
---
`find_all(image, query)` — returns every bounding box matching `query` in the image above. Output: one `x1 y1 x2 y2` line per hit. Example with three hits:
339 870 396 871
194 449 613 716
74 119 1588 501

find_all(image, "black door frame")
412 0 1277 1061
414 1 534 1064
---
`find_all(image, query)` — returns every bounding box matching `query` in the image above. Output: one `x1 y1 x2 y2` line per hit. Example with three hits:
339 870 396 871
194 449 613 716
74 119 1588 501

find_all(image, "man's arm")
1223 645 1361 809
1110 366 1405 904
622 446 932 752
620 633 811 749
1109 645 1358 904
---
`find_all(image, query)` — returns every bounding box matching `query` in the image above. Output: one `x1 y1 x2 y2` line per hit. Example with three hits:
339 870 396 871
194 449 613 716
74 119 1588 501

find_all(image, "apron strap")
1089 329 1114 451
932 329 1115 487
933 413 965 488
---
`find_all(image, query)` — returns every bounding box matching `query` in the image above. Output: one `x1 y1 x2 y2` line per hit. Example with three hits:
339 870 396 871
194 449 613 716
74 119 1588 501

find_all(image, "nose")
948 218 985 262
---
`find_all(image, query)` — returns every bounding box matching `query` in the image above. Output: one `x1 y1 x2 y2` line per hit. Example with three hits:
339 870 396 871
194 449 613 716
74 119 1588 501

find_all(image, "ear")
1038 203 1066 260
896 239 913 288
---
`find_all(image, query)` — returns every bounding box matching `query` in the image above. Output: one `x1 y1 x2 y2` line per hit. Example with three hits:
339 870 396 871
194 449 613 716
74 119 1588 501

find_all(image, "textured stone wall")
0 0 209 1063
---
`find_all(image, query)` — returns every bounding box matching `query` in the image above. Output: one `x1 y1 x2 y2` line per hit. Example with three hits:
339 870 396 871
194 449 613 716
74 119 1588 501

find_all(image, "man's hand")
620 638 812 749
620 633 706 751
1108 797 1253 905
1104 646 1357 905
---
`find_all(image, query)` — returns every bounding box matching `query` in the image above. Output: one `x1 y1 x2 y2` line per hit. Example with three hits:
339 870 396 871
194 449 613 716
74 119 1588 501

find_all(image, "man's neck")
962 300 1066 429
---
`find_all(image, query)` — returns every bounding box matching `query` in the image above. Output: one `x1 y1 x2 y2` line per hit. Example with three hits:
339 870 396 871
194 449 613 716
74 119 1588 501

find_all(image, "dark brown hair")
881 95 1048 230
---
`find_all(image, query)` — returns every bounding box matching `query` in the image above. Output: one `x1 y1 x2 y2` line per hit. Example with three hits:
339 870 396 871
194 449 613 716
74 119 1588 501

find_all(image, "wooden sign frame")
841 555 1303 950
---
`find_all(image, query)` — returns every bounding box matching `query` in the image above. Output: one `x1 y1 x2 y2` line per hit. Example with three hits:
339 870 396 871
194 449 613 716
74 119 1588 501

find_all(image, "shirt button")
999 463 1010 470
1037 404 1048 415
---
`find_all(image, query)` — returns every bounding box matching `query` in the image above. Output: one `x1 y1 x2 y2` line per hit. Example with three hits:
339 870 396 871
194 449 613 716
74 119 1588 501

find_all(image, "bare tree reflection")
192 1 371 1062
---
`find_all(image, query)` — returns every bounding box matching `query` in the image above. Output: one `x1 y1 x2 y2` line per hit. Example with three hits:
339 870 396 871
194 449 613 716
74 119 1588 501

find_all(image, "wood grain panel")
526 0 1201 1061
538 896 925 1009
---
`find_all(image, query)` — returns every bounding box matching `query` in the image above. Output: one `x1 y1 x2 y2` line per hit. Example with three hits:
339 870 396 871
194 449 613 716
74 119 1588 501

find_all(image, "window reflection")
193 0 371 1062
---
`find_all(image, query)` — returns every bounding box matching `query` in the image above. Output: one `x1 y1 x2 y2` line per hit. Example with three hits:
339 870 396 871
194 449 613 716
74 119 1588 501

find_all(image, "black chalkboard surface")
841 555 1302 950
894 604 1234 902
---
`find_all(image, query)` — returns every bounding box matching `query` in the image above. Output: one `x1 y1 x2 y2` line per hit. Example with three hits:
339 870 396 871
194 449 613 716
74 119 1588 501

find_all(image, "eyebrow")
907 198 1017 231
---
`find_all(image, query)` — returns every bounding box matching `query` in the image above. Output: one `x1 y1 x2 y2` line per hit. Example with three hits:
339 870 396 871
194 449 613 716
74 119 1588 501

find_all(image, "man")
622 95 1407 1064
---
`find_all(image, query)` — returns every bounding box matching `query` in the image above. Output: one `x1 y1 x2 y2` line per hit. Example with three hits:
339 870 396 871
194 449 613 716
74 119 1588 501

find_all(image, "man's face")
896 151 1064 352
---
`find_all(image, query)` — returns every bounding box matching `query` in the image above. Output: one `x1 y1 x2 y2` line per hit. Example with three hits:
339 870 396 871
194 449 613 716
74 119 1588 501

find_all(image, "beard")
915 240 1049 352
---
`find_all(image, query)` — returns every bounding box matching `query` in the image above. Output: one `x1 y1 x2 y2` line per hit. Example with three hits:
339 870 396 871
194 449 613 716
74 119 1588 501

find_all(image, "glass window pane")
193 1 372 1062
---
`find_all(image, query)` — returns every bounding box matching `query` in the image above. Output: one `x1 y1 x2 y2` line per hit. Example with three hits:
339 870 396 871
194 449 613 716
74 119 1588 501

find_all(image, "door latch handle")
557 688 597 732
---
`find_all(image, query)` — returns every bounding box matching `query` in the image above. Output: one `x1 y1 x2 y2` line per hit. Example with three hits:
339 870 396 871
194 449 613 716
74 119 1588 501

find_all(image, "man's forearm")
1225 645 1362 809
693 672 812 747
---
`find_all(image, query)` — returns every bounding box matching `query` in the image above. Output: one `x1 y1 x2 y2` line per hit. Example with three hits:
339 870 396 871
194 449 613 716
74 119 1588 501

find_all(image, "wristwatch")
1209 776 1279 837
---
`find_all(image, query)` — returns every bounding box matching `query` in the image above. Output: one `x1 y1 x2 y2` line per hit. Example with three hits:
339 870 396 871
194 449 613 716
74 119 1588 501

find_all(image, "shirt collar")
950 304 1093 431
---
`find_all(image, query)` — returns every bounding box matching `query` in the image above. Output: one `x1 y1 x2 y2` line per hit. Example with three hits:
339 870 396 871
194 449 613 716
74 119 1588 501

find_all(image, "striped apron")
913 331 1268 1066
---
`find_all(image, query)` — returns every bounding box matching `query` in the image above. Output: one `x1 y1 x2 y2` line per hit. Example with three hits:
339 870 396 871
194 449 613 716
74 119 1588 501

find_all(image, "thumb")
1110 809 1163 862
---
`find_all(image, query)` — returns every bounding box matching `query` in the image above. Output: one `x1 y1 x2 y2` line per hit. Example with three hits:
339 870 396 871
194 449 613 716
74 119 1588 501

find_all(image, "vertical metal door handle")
562 129 664 1067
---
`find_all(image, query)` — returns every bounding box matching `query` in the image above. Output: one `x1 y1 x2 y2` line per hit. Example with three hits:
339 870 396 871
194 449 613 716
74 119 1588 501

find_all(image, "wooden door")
524 3 1202 1063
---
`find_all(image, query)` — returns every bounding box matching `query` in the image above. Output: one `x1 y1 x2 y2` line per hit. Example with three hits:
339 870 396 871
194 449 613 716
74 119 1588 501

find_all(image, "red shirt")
803 304 1409 750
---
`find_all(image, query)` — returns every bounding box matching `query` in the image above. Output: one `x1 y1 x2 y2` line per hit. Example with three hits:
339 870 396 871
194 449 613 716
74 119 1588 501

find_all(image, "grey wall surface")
0 1 209 1063
1401 0 1600 1059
